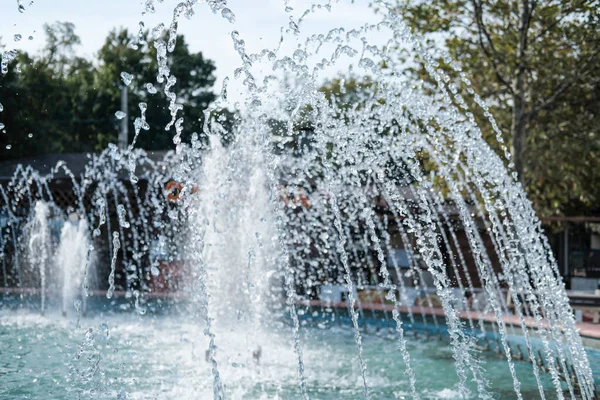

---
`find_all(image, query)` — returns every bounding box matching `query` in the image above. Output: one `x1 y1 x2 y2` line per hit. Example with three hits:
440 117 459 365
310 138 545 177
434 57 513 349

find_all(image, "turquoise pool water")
1 308 597 399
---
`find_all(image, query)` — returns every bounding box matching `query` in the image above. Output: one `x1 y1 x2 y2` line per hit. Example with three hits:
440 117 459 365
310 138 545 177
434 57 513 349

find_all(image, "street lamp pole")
118 85 128 150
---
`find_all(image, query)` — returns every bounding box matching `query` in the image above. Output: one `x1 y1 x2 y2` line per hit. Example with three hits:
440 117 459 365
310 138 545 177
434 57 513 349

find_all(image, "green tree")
1 22 100 159
395 0 600 216
43 21 81 71
0 22 221 160
94 28 218 150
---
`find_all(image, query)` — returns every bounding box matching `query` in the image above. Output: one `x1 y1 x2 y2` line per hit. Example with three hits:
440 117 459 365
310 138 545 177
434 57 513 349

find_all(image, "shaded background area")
1 1 599 290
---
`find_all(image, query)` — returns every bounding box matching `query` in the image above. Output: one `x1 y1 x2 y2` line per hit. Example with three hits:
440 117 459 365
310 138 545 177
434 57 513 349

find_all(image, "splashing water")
56 214 91 317
0 1 597 399
26 201 51 314
120 72 134 86
106 231 120 300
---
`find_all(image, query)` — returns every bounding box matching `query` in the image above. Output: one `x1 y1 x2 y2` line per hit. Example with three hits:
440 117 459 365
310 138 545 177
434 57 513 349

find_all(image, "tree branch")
516 0 532 71
481 87 511 98
471 0 514 94
533 1 594 42
529 47 600 117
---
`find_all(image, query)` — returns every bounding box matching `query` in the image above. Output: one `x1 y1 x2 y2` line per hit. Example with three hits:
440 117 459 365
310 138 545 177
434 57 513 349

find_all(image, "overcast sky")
1 0 387 104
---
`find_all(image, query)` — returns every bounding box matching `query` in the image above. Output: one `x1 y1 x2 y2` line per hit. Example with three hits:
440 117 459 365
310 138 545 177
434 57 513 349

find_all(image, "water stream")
0 1 597 399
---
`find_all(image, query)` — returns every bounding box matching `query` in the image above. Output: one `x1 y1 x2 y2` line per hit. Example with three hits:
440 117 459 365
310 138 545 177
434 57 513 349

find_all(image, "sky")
0 0 388 105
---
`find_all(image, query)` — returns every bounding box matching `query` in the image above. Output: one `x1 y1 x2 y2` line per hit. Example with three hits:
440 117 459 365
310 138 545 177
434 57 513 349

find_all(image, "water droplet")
117 204 130 228
27 133 33 138
220 77 229 101
120 72 133 86
221 7 235 23
115 111 126 120
28 36 33 41
0 103 3 112
13 34 22 42
0 123 5 129
359 58 377 72
289 18 299 34
151 23 164 39
17 3 25 13
1 49 19 74
5 144 11 150
293 49 307 63
146 83 157 94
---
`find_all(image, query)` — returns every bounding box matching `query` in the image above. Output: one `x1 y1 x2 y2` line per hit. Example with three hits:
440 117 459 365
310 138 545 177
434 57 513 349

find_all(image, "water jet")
0 1 598 399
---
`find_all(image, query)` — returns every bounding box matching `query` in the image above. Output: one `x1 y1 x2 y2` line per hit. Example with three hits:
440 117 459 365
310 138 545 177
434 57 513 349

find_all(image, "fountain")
26 201 51 315
0 0 598 399
56 213 92 317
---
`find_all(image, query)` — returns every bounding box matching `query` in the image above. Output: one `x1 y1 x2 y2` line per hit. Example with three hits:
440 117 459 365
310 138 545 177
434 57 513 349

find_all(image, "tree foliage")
395 0 600 217
0 22 220 160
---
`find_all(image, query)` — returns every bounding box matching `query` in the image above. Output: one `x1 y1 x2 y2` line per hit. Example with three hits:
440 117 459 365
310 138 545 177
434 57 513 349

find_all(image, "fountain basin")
1 304 598 399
